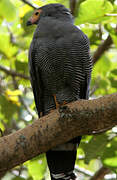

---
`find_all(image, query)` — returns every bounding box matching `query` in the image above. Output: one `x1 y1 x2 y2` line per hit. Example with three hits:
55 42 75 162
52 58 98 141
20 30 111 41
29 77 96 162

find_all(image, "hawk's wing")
29 42 44 117
29 27 92 117
79 38 92 100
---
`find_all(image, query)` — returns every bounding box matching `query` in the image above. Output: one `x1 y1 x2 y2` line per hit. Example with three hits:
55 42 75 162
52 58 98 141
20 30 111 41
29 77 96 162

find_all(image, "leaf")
0 28 18 58
81 134 109 164
5 89 22 106
18 79 30 87
27 154 47 180
109 77 117 88
19 4 33 18
111 69 117 75
15 60 28 74
93 54 111 77
5 89 22 96
0 95 19 121
32 0 58 6
76 0 113 24
0 0 17 21
102 137 117 169
16 51 28 62
105 24 117 48
100 79 109 89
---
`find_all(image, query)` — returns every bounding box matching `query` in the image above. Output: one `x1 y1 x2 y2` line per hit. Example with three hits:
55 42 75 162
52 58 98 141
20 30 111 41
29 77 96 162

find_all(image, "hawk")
27 3 92 180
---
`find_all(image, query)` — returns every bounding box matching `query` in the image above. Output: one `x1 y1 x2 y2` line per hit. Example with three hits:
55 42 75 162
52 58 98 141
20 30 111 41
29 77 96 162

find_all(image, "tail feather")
46 150 76 180
46 139 81 180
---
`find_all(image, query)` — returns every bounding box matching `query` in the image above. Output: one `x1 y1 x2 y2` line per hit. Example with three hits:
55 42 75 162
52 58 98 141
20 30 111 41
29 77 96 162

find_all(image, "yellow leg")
53 94 60 109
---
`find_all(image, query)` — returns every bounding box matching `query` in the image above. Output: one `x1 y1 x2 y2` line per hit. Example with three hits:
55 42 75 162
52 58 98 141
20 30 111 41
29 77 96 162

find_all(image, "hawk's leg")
53 94 68 109
53 94 60 109
47 97 81 179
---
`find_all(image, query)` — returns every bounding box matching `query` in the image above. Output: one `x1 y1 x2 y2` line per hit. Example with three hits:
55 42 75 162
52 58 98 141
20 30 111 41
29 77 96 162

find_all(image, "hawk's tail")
46 150 76 180
46 138 81 180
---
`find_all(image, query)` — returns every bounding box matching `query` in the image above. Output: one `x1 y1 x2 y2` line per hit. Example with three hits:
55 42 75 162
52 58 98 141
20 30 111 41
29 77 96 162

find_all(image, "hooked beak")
26 20 32 26
26 16 34 26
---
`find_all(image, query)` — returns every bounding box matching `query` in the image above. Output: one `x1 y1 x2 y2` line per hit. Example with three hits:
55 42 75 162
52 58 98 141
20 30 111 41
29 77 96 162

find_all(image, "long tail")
46 137 81 180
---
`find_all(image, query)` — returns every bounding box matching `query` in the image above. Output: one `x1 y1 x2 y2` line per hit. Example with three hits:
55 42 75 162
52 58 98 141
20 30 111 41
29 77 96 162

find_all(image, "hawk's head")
26 3 72 26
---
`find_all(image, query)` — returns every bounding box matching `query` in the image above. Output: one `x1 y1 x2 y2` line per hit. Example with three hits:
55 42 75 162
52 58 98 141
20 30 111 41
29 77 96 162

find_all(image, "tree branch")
90 166 111 180
69 0 84 17
0 93 117 173
93 35 113 64
0 65 30 80
20 0 37 9
69 0 77 16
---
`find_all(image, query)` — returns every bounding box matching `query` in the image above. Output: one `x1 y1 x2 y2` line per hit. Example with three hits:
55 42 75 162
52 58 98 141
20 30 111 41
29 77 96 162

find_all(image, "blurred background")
0 0 117 179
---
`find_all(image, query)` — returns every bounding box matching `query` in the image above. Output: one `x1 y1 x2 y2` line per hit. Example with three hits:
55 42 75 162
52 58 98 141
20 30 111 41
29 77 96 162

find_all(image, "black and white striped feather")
29 14 92 117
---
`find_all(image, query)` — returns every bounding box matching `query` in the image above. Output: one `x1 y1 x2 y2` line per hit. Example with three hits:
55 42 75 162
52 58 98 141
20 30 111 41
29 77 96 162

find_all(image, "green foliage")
0 95 19 122
0 0 17 22
81 134 110 164
76 0 113 24
0 27 18 58
26 154 47 180
111 69 117 75
0 0 117 179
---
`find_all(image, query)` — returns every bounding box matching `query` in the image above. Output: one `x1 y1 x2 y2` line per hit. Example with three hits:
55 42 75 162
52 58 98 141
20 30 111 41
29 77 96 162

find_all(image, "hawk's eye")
35 12 39 15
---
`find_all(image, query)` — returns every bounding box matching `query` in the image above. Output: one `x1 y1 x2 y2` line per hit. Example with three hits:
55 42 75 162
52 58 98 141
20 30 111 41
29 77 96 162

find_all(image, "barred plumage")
29 21 92 115
28 3 92 180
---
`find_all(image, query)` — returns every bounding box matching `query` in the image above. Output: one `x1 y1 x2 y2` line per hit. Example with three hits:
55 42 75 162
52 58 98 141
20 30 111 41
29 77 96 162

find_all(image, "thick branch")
93 35 113 64
0 65 29 80
0 93 117 173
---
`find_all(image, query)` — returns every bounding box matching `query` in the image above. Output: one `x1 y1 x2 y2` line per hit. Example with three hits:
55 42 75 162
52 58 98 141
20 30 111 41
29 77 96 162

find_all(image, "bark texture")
0 93 117 173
